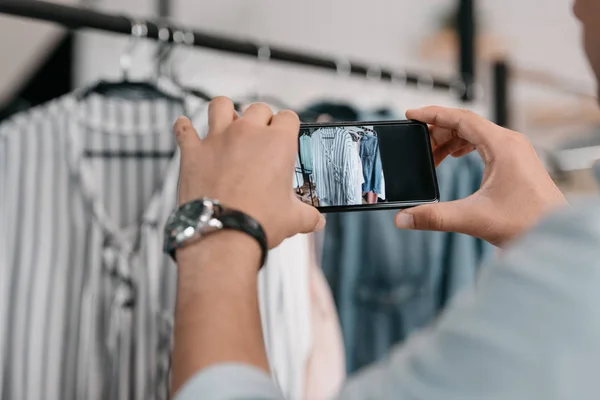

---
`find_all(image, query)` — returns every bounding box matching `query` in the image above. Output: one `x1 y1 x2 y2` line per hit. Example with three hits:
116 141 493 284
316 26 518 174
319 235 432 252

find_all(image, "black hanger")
80 20 184 159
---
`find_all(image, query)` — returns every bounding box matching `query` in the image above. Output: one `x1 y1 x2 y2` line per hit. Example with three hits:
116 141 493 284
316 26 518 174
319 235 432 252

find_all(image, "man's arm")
170 231 268 395
169 99 322 397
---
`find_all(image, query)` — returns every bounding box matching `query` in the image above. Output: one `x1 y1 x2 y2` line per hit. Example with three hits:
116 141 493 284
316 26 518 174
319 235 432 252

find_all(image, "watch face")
164 198 222 249
180 200 208 225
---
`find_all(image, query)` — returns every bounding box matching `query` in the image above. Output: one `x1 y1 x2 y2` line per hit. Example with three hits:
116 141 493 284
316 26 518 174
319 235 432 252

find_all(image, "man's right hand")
395 106 568 247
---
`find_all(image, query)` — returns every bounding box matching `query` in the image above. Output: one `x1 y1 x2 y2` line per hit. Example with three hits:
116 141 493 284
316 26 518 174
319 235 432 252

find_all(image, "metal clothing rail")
0 0 455 92
458 0 476 102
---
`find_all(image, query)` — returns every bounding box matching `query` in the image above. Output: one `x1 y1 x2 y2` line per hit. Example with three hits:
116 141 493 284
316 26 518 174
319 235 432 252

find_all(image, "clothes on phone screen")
353 141 365 203
311 127 361 206
359 133 383 195
299 135 314 172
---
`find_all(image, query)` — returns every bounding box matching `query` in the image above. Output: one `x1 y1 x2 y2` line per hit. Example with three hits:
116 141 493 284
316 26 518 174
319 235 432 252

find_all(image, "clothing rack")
0 0 457 92
458 0 476 102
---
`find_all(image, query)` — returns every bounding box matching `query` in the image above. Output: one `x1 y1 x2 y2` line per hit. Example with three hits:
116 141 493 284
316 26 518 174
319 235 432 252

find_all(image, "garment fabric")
322 154 494 373
304 254 346 400
311 127 361 206
299 135 313 172
175 197 600 400
0 94 183 400
258 234 313 400
359 133 383 195
0 94 313 400
353 141 365 203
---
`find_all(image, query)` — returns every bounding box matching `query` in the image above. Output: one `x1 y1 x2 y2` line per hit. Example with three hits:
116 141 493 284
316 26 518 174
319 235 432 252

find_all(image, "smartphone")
295 120 439 212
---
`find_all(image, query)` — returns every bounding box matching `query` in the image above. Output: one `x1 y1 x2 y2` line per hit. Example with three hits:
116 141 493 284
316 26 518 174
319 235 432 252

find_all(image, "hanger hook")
155 21 172 78
257 45 271 62
469 82 485 101
417 74 434 91
251 44 271 101
336 58 351 77
120 18 148 81
450 79 467 99
391 71 407 86
366 66 382 82
168 26 195 84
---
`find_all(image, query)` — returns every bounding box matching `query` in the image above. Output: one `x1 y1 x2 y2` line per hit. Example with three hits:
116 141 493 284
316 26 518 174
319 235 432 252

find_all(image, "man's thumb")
395 201 465 233
294 202 326 235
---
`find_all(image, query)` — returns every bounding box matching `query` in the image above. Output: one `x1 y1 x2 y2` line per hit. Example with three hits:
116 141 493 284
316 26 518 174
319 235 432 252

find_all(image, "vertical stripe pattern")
311 127 362 206
0 94 186 400
0 95 311 400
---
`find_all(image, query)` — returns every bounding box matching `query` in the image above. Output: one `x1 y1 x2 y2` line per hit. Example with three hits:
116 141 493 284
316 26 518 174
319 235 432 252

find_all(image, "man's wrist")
175 230 263 274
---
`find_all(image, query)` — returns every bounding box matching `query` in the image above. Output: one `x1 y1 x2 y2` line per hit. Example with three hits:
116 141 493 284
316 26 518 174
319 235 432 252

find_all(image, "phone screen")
295 120 439 212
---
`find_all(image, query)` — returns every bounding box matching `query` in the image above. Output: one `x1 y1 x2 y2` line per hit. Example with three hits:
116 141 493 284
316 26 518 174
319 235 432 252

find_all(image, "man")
168 0 600 398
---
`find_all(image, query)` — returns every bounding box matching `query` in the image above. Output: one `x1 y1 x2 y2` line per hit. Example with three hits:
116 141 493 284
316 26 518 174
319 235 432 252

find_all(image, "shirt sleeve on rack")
174 364 284 400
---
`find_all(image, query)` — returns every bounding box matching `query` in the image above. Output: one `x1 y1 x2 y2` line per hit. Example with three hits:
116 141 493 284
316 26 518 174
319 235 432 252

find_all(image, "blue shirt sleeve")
176 201 600 400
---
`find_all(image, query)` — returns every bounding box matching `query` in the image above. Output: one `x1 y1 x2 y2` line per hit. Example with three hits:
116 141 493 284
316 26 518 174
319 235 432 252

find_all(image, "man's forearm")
170 231 269 395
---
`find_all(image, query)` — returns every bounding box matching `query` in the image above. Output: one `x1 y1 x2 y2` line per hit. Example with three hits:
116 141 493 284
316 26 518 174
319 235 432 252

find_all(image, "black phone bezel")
298 119 440 213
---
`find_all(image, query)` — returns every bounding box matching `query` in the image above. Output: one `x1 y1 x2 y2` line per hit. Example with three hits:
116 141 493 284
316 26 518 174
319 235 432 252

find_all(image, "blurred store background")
1 1 598 398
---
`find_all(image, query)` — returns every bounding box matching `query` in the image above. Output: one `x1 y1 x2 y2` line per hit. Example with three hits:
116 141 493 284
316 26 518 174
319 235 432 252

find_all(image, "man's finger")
271 110 300 131
407 106 496 146
292 201 326 235
272 110 301 151
208 96 238 136
395 200 470 234
173 116 202 153
429 125 457 148
451 145 476 158
242 102 274 125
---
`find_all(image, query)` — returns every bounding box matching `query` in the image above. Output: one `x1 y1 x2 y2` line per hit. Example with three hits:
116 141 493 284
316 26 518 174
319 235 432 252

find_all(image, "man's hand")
395 106 567 247
174 97 325 249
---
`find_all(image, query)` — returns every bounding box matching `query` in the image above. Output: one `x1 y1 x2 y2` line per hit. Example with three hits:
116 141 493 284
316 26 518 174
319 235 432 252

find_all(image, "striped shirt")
0 94 312 400
311 128 362 206
0 94 184 400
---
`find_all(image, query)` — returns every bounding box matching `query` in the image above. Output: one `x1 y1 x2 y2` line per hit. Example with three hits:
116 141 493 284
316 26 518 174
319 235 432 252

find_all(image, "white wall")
71 0 598 119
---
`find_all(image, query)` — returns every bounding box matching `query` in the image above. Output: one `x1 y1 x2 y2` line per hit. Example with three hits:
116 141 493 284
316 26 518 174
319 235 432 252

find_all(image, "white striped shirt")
0 94 313 400
0 94 184 400
311 128 362 206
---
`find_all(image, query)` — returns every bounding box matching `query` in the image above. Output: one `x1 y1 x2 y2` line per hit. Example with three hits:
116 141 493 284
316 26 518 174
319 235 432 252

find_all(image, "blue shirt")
323 154 493 372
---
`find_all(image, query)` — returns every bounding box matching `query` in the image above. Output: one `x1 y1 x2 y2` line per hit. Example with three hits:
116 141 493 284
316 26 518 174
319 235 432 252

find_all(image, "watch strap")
218 209 268 268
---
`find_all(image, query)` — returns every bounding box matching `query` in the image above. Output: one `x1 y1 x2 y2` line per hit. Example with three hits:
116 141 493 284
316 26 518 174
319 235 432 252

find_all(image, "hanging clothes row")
296 127 386 207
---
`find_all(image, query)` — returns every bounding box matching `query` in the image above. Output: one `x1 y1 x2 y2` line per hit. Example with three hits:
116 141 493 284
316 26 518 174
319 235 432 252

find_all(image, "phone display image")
296 121 439 212
295 126 383 208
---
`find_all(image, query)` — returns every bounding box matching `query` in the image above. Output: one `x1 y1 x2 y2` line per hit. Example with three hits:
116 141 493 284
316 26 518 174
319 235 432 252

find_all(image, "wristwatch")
163 198 268 267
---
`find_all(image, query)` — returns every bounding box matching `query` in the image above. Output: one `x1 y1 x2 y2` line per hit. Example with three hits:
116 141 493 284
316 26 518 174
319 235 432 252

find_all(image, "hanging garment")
359 133 384 195
322 153 495 373
0 94 183 400
299 135 314 171
258 235 312 400
311 127 361 206
353 141 365 203
303 245 346 400
0 94 313 400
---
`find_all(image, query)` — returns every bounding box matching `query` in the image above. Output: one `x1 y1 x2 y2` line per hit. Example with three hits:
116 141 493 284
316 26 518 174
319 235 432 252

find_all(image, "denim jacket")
321 153 494 373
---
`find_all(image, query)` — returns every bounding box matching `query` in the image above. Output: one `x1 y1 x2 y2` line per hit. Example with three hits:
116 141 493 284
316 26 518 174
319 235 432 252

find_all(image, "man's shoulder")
538 198 600 239
499 197 600 277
